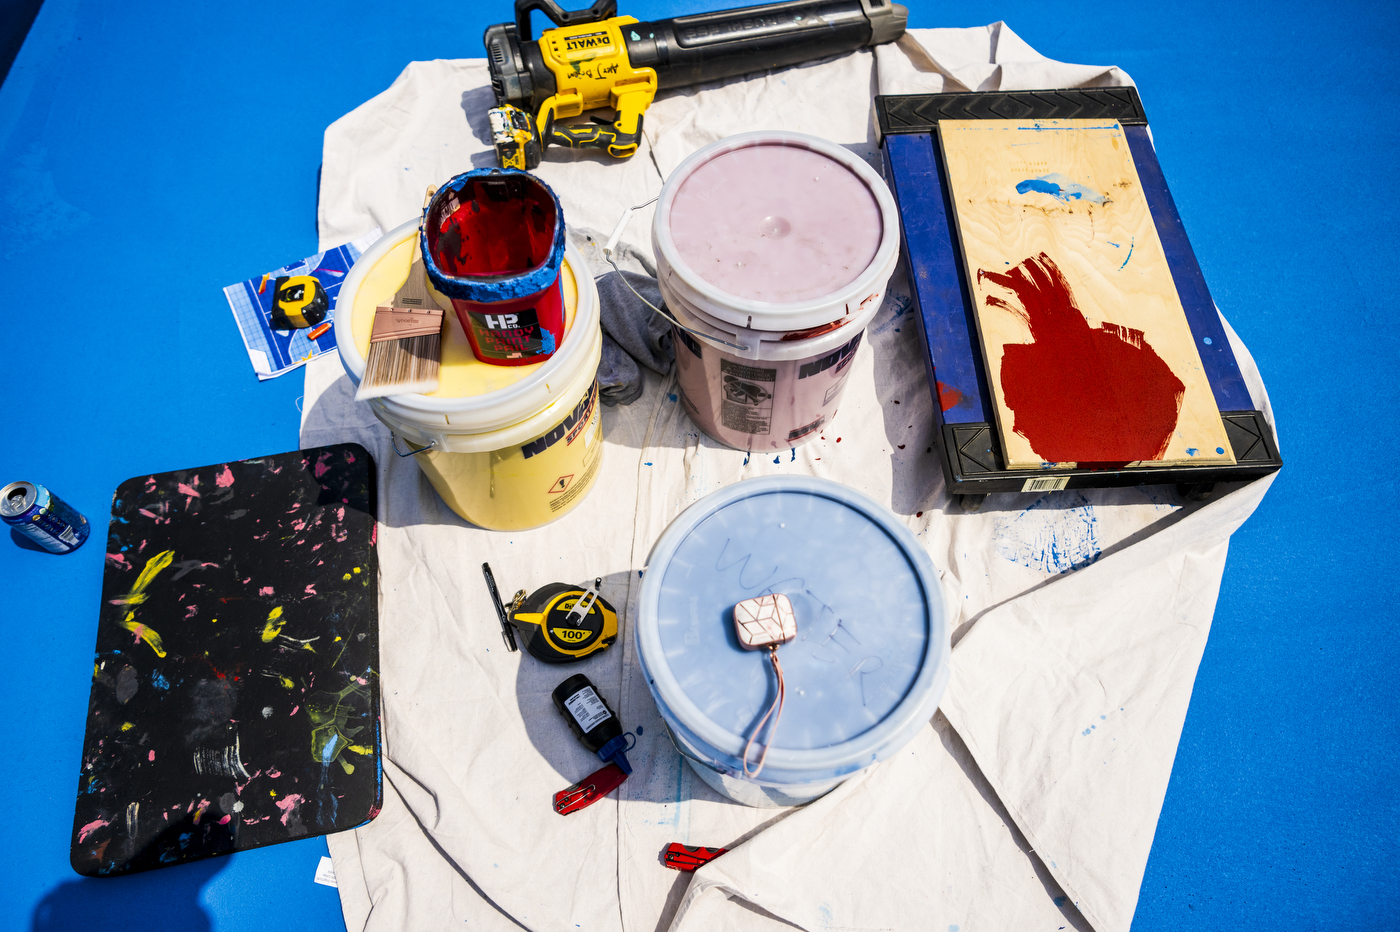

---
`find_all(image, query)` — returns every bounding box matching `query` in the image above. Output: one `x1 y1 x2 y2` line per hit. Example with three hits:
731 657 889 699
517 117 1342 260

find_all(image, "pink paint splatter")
259 586 274 596
149 750 156 761
177 483 201 499
235 769 263 795
304 584 317 597
184 605 198 619
139 509 158 519
344 452 356 463
313 453 332 478
269 768 282 778
336 507 345 522
371 524 378 546
106 552 129 567
289 706 299 716
275 794 305 826
218 815 231 825
77 818 110 842
216 464 235 488
355 677 368 685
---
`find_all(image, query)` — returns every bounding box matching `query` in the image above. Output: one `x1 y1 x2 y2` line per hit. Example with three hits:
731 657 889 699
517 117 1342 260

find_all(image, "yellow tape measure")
484 565 618 663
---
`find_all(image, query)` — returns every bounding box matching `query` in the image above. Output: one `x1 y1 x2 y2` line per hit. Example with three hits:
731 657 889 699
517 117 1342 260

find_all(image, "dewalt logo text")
565 31 610 51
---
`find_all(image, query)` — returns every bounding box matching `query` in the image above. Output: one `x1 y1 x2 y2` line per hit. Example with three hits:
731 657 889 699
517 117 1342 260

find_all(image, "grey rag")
571 228 675 406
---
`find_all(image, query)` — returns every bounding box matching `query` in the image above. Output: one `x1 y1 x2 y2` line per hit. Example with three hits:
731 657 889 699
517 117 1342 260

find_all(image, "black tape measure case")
510 581 618 663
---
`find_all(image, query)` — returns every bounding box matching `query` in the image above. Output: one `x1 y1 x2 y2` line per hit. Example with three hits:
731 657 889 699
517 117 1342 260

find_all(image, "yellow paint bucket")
335 219 602 530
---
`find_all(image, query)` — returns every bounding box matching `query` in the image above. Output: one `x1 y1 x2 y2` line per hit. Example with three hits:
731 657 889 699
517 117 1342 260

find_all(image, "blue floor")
1 1 1394 929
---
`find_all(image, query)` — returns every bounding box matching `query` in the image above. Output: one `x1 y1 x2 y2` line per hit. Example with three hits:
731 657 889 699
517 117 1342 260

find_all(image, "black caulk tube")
552 674 633 775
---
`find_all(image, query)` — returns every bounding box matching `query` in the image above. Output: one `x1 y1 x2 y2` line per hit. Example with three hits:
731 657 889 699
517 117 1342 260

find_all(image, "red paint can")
421 170 567 366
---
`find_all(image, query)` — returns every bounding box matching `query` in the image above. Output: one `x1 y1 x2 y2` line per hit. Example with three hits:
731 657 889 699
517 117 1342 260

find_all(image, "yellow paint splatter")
342 573 351 581
261 605 285 642
279 676 294 689
339 759 355 774
346 744 373 755
270 790 277 797
121 722 135 732
210 618 218 624
352 567 361 574
334 636 342 642
119 613 167 657
112 550 175 605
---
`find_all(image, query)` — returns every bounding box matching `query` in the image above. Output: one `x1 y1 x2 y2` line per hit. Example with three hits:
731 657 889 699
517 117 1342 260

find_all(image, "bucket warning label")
548 475 574 494
549 436 601 513
719 360 776 435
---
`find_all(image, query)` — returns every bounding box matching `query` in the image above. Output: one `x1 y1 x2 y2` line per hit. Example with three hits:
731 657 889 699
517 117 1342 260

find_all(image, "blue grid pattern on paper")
224 233 378 379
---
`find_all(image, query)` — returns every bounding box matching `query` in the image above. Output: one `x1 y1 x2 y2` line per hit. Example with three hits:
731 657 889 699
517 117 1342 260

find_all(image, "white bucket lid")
659 270 886 363
335 218 600 437
636 477 950 777
653 131 901 333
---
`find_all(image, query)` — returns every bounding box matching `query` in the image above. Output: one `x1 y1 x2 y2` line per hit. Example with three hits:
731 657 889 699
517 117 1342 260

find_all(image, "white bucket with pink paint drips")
652 131 900 452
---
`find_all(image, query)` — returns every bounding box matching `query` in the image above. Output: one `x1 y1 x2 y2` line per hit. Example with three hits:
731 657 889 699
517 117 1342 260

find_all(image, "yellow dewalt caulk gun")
484 0 907 169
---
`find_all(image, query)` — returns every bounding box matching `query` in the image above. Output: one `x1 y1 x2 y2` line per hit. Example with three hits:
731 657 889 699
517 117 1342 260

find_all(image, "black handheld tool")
483 0 908 168
482 563 619 663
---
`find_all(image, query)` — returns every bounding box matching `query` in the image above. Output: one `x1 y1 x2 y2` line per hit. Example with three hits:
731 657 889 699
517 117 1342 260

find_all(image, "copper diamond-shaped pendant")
732 593 798 650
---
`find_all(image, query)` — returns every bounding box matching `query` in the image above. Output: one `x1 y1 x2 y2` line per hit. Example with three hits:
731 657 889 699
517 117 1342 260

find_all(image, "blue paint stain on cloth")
1016 173 1108 204
994 493 1101 574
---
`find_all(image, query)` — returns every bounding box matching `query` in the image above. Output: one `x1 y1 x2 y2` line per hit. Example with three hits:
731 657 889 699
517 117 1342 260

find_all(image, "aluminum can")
1 480 90 554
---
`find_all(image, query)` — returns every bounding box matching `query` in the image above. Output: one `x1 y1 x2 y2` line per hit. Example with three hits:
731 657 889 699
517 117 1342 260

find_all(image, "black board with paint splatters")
71 443 381 877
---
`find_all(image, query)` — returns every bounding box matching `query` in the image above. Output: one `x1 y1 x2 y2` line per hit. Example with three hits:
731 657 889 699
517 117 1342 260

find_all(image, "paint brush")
355 255 444 400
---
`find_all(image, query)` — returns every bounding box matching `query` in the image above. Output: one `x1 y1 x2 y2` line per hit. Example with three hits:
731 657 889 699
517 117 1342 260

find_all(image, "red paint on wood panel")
978 254 1184 463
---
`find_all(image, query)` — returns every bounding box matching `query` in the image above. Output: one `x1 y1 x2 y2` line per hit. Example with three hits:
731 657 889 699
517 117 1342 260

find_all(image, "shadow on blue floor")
0 0 44 87
30 853 227 932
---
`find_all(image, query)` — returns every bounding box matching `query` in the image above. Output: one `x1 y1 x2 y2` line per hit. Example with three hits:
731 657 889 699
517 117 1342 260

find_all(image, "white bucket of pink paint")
652 131 900 451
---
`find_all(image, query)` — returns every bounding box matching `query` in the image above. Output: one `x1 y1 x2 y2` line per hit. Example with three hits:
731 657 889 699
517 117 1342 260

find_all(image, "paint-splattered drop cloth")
307 22 1276 932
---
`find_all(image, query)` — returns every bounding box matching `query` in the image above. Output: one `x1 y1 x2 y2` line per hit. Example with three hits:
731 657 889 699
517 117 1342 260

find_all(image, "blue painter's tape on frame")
883 132 991 426
1125 125 1252 412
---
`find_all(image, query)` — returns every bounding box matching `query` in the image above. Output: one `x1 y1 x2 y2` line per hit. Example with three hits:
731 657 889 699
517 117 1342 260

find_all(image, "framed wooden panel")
939 118 1233 469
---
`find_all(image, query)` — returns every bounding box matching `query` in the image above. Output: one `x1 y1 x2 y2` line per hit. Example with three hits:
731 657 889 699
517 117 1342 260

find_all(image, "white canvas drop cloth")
306 23 1276 932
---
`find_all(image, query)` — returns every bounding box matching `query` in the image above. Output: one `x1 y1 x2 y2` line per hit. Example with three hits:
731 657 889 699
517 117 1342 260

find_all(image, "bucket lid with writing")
636 476 949 778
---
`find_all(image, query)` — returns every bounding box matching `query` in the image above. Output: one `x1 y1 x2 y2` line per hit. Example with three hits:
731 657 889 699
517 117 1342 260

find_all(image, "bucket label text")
471 307 548 358
522 381 599 460
797 332 863 380
719 360 776 435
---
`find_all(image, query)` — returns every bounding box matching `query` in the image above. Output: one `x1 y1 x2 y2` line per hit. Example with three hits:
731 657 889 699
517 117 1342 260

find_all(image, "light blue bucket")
635 476 950 807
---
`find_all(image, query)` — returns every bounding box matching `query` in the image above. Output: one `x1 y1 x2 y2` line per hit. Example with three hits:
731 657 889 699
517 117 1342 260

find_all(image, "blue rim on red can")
1 480 90 554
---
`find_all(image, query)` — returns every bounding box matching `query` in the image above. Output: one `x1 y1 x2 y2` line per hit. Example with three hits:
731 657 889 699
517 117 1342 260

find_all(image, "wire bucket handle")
603 199 749 353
